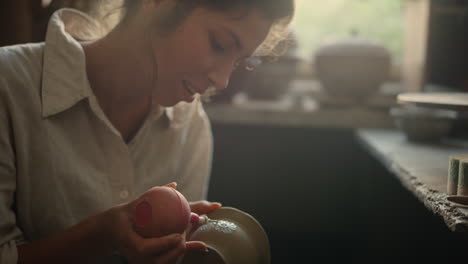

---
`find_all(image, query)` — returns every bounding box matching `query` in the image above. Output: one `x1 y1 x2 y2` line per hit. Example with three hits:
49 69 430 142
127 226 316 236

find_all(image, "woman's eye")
210 35 225 53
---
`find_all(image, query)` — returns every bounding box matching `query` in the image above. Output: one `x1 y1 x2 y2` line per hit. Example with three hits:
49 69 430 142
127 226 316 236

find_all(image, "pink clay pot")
133 186 191 238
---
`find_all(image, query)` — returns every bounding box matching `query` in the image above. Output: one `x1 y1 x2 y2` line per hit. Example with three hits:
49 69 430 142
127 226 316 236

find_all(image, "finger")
137 233 183 256
189 201 222 215
152 240 186 264
184 215 196 240
164 182 177 189
190 213 200 225
186 241 208 252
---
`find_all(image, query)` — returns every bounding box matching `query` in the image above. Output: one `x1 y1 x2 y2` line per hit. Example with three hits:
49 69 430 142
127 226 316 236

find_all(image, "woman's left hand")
189 200 222 216
184 201 222 241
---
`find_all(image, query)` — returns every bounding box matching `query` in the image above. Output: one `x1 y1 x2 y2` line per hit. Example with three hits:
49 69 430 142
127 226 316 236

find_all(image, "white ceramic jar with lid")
314 31 391 100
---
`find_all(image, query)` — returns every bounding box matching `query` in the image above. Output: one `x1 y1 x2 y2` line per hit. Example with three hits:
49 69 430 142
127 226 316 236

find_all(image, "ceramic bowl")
390 106 457 142
446 195 468 208
245 55 299 100
212 31 298 102
245 32 299 101
181 207 270 264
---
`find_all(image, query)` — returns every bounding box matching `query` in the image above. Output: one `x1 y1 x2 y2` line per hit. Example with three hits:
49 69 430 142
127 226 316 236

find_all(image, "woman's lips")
183 80 207 96
183 80 197 95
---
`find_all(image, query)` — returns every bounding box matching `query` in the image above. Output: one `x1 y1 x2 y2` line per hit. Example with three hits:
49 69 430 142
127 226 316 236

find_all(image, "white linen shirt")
0 9 213 264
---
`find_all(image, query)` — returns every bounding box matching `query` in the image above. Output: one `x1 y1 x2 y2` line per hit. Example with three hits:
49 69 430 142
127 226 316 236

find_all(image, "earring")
243 57 263 71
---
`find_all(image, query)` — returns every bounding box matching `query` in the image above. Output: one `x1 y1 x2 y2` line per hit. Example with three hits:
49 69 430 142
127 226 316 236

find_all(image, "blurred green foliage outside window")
291 0 405 60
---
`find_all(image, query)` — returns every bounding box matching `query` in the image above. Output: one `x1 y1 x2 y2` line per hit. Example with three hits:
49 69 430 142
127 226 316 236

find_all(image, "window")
291 0 405 78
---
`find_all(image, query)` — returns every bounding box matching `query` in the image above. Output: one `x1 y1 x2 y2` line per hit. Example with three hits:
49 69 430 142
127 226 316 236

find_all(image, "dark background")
208 123 468 262
425 0 468 90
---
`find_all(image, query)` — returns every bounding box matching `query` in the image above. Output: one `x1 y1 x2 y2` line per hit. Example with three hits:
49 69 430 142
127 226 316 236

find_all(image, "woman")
0 0 294 263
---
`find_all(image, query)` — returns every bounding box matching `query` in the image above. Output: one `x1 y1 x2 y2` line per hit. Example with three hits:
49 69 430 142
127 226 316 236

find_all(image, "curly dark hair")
122 0 295 55
123 0 294 22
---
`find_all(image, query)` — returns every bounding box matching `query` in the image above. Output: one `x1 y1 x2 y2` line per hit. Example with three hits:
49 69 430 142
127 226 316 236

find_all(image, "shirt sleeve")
0 80 25 264
176 102 214 202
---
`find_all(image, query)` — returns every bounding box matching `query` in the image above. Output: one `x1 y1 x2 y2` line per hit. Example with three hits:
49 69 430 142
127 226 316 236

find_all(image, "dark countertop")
357 129 468 232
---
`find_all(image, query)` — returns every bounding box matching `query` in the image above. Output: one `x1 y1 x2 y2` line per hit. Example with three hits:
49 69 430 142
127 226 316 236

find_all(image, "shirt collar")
41 8 97 118
40 9 196 125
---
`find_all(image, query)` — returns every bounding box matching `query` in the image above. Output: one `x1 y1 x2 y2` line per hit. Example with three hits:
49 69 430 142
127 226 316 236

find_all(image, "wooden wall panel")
402 0 430 92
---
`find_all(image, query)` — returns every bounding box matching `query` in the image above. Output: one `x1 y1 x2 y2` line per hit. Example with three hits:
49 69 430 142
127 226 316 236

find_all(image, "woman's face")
145 4 272 106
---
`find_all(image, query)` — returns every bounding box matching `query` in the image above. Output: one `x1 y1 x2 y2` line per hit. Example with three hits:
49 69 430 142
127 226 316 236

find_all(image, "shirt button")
119 190 129 199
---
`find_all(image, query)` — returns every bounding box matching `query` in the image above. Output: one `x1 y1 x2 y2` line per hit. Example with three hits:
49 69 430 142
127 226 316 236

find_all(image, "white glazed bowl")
181 207 270 264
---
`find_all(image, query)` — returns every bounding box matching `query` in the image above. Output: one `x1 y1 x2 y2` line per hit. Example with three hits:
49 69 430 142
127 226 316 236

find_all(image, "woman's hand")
189 200 222 216
17 182 208 264
98 183 208 264
100 202 186 263
185 200 222 241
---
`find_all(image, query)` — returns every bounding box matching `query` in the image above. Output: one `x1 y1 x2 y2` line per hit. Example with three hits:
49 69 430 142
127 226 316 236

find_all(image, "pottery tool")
197 215 220 225
458 160 468 196
447 154 468 195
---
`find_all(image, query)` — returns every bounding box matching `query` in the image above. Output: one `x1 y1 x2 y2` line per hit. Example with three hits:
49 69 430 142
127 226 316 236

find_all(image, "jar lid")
315 34 390 58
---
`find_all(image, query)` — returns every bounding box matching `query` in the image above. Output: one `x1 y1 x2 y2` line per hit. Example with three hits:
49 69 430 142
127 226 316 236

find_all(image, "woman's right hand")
98 183 207 264
16 183 206 264
99 204 182 263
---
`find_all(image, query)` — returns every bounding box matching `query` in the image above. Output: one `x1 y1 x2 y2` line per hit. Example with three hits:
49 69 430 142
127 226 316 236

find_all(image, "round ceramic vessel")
133 186 191 238
246 55 299 100
181 207 270 264
314 37 391 99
